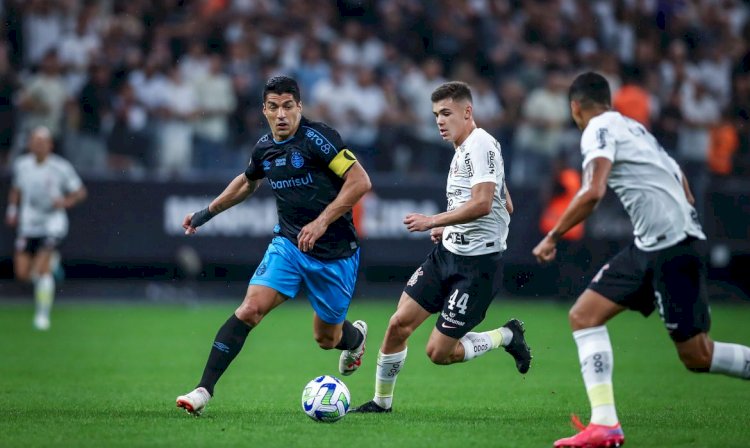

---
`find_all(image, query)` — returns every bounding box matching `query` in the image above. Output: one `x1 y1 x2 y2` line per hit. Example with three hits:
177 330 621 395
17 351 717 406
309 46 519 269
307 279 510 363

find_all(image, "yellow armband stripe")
328 149 358 177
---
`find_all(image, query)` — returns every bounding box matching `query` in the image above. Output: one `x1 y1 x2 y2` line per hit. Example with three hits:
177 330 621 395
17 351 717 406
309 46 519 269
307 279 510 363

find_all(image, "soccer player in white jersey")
533 72 750 448
352 81 532 414
5 127 87 330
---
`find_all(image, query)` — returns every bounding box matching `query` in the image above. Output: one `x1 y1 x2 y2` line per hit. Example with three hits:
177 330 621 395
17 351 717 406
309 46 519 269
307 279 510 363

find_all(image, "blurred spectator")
708 109 739 176
294 43 331 103
511 70 571 186
156 66 197 177
22 0 68 66
678 78 721 218
613 67 651 128
0 42 18 168
108 83 150 175
57 11 101 96
16 50 68 148
71 63 112 172
193 54 237 170
179 40 211 84
345 67 387 166
334 20 384 69
0 0 747 180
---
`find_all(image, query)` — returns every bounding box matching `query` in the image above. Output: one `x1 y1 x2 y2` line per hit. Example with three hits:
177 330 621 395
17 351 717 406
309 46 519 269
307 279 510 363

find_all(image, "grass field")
1 299 749 448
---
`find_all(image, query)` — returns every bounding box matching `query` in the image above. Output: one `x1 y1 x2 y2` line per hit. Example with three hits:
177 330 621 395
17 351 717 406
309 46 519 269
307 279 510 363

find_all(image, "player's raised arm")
183 173 261 235
532 156 611 263
297 160 371 252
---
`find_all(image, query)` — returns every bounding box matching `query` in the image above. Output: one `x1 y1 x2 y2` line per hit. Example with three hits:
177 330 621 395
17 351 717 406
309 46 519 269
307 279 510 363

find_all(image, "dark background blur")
1 0 749 301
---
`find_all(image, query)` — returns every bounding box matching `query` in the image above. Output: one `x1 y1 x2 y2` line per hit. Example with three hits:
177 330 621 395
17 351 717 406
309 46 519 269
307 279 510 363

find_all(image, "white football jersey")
442 128 510 256
12 153 83 238
581 111 705 251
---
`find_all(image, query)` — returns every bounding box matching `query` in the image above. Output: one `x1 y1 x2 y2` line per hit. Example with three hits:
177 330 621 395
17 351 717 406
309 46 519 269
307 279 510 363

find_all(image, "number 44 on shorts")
448 290 469 315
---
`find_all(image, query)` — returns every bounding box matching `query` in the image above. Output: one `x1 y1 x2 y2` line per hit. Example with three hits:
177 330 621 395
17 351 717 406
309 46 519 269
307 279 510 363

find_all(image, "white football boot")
176 387 211 416
339 320 368 376
33 313 50 331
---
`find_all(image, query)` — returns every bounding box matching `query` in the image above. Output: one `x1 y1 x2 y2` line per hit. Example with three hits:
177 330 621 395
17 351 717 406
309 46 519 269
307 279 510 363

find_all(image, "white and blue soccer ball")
301 375 350 423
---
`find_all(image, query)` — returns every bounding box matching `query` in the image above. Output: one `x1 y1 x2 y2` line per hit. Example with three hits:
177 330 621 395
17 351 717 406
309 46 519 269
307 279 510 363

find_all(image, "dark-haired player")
176 76 371 416
533 72 750 448
352 81 531 414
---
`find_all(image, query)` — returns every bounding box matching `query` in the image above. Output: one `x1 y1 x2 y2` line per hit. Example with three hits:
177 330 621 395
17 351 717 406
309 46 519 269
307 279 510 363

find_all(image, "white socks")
34 273 55 318
710 342 750 379
574 325 619 426
373 349 407 409
460 327 512 361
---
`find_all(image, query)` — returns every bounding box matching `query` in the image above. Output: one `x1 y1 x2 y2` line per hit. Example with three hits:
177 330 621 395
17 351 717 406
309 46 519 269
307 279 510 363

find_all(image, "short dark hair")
431 81 473 104
569 72 611 108
263 75 301 102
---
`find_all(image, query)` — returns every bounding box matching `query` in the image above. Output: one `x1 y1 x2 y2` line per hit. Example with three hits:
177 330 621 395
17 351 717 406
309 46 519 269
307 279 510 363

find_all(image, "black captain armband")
191 207 216 228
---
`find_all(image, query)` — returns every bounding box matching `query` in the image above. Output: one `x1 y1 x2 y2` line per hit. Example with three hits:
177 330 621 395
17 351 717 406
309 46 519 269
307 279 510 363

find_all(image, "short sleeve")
244 138 268 181
61 161 83 193
581 118 616 168
303 123 357 178
468 133 500 187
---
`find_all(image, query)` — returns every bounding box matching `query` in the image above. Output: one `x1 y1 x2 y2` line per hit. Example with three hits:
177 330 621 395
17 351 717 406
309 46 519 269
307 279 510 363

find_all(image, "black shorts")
588 236 711 342
404 243 503 339
15 236 61 255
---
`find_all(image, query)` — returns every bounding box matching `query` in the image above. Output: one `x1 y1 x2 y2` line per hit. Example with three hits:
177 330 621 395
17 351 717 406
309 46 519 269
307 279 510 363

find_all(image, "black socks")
197 314 253 396
335 320 364 350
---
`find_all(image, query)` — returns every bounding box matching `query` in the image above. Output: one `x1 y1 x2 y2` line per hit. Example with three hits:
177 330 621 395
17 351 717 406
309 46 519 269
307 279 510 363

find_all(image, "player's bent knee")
314 333 338 350
568 308 599 330
234 302 266 327
385 314 413 344
425 343 451 365
678 349 712 372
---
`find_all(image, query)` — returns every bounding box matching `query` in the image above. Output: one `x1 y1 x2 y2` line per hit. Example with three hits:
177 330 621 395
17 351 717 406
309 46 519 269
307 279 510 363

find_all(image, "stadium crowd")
0 0 748 183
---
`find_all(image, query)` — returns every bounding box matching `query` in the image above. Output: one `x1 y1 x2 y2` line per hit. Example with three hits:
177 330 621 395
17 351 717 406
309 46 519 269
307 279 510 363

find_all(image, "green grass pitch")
1 299 748 447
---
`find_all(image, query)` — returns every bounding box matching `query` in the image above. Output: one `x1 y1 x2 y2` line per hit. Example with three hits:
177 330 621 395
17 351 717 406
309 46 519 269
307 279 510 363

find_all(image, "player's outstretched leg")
176 387 212 416
338 320 368 376
553 414 625 448
501 319 532 373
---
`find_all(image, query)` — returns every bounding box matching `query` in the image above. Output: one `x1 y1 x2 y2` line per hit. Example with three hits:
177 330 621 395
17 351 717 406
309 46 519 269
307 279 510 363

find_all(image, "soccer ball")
301 375 351 423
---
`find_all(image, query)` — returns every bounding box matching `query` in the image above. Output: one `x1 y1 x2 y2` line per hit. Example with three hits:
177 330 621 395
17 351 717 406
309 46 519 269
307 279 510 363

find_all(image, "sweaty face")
432 98 469 145
263 93 302 140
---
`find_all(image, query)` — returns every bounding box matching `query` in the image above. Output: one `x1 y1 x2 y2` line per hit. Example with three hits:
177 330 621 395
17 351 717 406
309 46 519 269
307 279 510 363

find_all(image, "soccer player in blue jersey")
176 76 372 416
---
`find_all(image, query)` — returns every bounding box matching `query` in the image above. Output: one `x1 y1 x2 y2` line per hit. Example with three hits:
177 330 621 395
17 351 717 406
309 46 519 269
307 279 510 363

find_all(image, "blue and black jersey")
245 117 360 260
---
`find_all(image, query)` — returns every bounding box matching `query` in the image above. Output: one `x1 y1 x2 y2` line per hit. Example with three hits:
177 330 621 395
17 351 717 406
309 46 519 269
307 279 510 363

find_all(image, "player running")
176 76 371 416
5 126 87 330
533 72 750 448
352 81 532 414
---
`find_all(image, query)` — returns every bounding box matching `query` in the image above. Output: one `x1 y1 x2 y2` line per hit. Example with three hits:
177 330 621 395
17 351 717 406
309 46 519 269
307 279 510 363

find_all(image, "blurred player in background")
533 72 750 448
5 126 87 330
353 81 531 414
176 76 371 416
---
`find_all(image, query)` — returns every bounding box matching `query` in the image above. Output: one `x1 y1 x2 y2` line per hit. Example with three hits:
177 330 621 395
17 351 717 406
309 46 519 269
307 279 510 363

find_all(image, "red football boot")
554 414 625 448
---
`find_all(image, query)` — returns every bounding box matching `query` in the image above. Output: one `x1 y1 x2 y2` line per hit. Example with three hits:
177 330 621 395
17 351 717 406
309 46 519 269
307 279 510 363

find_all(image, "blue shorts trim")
249 236 359 324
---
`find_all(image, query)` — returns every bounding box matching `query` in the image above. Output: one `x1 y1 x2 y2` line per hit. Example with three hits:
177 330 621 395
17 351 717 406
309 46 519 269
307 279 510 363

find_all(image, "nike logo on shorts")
441 323 457 329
